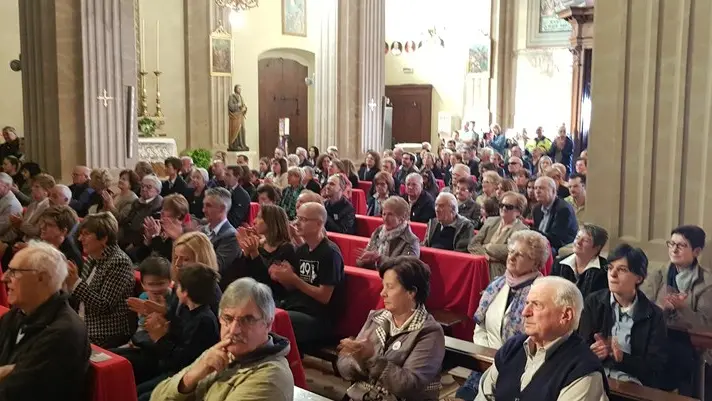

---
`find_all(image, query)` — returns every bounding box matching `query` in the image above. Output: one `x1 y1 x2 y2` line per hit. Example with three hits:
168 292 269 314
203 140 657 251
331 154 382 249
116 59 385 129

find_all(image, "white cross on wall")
97 89 114 108
368 98 377 112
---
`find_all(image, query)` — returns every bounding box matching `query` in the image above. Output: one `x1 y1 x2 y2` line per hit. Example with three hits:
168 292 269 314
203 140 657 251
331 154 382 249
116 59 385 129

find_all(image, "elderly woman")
359 150 381 182
423 192 474 252
367 171 396 217
337 256 444 401
150 278 294 401
468 191 529 279
118 174 164 255
67 212 135 348
455 230 548 401
315 154 332 187
87 168 114 214
357 197 420 269
404 173 435 223
279 166 304 221
103 169 139 217
301 166 321 194
455 177 481 224
381 156 401 192
323 174 356 234
475 171 501 206
136 194 190 262
266 158 288 189
537 155 553 177
551 224 609 299
286 154 300 168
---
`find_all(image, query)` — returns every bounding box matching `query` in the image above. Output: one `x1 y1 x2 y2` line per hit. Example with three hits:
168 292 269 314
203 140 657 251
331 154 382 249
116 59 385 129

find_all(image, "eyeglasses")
507 248 531 259
500 203 517 211
5 268 38 278
507 162 520 165
296 216 319 223
219 313 264 328
666 241 689 250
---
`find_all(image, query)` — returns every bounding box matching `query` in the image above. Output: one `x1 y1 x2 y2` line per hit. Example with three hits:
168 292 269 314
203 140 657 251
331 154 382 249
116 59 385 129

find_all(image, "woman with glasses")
455 230 548 401
357 197 419 269
579 244 668 389
468 191 529 280
551 224 609 299
475 171 501 206
337 256 444 401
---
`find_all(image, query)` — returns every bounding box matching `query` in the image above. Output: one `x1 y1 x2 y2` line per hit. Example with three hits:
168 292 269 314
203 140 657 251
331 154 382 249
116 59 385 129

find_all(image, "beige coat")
19 198 50 240
468 216 529 279
357 224 420 269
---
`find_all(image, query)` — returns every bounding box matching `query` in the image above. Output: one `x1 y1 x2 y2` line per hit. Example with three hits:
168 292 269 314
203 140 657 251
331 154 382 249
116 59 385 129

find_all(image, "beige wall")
0 1 23 135
231 0 319 156
587 0 712 263
139 0 187 152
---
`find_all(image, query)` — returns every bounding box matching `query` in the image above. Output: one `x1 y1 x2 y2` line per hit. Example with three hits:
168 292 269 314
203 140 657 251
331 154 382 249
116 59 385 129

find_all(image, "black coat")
325 198 356 234
551 255 608 299
227 185 251 229
405 191 435 223
358 166 379 182
532 197 578 252
0 293 90 401
579 289 668 389
161 175 190 198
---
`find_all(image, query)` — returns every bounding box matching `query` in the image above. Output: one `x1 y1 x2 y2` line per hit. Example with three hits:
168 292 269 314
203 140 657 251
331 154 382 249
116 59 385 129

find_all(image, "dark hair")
365 150 382 170
176 263 221 305
309 146 320 158
40 205 78 234
258 157 271 171
483 197 500 218
569 173 586 185
480 162 497 172
4 156 20 171
581 224 608 253
120 169 141 193
316 154 331 172
607 243 648 281
421 169 436 189
259 204 291 246
515 169 531 179
164 157 181 171
237 154 249 163
21 162 41 178
256 183 281 203
457 177 477 193
137 256 172 281
671 225 707 250
226 165 242 178
576 157 588 165
236 165 251 185
403 152 415 162
271 158 288 175
378 256 431 306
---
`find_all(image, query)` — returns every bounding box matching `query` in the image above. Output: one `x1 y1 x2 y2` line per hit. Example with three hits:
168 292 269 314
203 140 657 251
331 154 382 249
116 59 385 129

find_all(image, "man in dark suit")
201 187 241 286
532 176 578 253
161 157 190 197
403 172 435 223
224 166 250 228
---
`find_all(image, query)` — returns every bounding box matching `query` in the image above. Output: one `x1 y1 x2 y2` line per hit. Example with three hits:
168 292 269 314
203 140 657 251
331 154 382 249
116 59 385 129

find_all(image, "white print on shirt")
299 260 319 284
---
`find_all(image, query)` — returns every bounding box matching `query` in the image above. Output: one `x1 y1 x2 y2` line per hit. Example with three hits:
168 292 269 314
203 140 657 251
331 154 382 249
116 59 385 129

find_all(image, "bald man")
68 166 93 217
271 202 345 347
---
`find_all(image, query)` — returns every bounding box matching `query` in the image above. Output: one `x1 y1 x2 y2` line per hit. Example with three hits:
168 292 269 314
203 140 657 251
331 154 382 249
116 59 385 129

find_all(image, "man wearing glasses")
0 241 90 401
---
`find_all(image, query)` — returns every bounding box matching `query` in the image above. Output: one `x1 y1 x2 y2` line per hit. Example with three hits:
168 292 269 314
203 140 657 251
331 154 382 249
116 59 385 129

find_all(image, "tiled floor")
302 356 465 400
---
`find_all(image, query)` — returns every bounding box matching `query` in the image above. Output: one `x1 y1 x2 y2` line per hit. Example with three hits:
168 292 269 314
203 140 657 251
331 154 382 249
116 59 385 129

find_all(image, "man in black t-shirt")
269 202 345 344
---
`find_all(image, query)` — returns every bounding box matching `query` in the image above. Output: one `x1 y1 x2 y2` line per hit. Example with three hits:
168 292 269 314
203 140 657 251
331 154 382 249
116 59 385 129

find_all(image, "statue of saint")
228 84 249 151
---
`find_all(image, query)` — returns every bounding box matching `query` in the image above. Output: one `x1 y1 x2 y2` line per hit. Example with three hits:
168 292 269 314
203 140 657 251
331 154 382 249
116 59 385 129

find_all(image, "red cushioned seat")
273 309 307 389
357 180 372 193
328 232 368 266
350 189 367 215
335 266 384 339
248 202 260 225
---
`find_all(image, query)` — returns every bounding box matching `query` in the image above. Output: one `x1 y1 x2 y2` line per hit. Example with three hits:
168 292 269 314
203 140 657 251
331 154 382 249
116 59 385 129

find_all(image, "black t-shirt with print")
279 237 345 318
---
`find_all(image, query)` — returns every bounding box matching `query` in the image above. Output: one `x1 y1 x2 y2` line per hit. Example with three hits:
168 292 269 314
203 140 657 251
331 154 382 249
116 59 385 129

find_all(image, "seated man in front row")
150 277 294 401
0 241 91 401
476 276 609 401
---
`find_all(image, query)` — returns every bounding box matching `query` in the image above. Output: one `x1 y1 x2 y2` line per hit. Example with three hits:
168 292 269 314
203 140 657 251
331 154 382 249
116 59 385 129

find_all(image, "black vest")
492 334 609 401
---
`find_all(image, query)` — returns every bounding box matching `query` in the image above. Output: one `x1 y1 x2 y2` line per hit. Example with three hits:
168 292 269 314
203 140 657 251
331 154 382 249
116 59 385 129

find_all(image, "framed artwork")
282 0 307 37
210 27 232 77
526 0 586 48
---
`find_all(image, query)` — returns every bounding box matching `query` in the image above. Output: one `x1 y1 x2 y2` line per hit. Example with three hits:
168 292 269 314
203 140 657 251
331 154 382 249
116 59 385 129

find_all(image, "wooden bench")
443 336 699 401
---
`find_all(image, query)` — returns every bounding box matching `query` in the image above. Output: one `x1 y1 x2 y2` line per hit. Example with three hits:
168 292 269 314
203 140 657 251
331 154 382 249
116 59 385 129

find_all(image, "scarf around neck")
375 221 409 256
474 273 540 341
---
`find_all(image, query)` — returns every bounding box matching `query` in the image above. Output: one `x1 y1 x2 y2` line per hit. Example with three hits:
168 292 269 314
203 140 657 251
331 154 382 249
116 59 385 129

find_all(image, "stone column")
336 0 360 159
19 0 137 180
358 0 385 154
314 0 339 153
587 0 712 262
489 0 516 128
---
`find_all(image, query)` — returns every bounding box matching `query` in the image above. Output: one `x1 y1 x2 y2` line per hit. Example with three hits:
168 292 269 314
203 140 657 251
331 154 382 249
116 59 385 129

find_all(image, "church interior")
0 0 711 400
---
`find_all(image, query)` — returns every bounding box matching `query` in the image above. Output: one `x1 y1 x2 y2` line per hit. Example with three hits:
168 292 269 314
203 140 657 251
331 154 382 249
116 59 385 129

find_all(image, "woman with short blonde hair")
172 231 218 278
476 171 501 206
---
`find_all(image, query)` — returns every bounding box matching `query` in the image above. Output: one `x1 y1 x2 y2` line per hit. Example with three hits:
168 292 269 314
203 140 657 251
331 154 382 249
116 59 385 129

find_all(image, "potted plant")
138 117 157 137
184 148 213 170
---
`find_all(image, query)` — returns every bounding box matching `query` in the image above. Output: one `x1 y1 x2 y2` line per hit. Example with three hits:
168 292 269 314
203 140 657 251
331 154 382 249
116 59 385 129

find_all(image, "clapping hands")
236 227 260 258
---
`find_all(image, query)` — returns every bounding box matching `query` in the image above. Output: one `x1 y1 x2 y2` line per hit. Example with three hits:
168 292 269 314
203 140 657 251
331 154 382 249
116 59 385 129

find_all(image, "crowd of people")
0 122 709 401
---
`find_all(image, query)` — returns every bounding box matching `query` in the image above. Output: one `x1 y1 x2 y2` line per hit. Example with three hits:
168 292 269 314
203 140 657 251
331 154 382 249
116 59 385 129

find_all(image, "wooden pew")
443 336 699 401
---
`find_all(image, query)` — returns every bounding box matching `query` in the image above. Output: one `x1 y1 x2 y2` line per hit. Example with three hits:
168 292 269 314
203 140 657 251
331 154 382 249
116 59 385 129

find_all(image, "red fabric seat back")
328 232 368 266
335 266 384 338
350 189 367 215
248 202 260 225
357 180 372 193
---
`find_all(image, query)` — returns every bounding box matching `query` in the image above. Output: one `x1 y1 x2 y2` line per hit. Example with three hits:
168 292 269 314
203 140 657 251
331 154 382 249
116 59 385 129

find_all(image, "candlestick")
154 70 164 119
155 20 160 71
140 19 146 71
139 71 149 117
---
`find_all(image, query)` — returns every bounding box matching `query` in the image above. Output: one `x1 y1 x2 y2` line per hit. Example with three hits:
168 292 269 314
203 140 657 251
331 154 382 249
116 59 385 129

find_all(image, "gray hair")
532 276 584 330
193 167 209 183
205 187 232 211
301 166 314 177
180 156 194 165
142 175 162 192
535 176 557 192
220 277 276 324
55 184 72 202
405 172 423 187
22 240 68 292
287 166 304 181
296 147 308 158
508 230 550 269
421 142 432 151
436 192 458 214
327 146 338 153
0 173 12 186
452 163 470 177
286 154 300 167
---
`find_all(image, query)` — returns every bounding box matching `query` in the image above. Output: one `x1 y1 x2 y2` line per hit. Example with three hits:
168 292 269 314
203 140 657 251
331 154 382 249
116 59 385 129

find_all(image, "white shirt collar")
142 196 156 204
559 253 601 273
210 218 228 235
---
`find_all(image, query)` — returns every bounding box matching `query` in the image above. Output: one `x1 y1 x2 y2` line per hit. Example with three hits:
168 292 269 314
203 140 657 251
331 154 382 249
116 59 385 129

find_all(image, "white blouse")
473 283 511 349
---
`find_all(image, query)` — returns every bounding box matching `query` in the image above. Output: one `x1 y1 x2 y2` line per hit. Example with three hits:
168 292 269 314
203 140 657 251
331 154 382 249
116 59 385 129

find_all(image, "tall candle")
140 19 146 71
156 20 160 71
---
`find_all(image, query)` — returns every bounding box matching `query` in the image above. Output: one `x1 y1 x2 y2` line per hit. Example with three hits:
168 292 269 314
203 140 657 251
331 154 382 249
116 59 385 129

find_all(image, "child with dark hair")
135 257 173 331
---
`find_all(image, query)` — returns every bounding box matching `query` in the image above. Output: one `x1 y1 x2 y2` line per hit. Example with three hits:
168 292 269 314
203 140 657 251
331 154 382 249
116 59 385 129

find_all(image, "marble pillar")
587 0 712 262
358 0 385 154
314 0 339 153
336 0 360 159
19 0 137 180
490 0 516 128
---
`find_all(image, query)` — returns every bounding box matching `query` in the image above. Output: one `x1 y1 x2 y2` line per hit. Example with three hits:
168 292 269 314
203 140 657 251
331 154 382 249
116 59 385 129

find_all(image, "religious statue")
228 84 249 151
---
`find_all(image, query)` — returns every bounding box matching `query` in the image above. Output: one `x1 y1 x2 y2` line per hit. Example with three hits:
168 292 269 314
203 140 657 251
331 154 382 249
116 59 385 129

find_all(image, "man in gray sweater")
0 172 22 243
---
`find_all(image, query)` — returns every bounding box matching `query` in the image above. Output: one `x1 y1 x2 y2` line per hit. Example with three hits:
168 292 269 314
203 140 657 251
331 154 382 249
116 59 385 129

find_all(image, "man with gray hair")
151 277 294 401
118 175 164 253
0 172 22 243
423 192 474 252
295 147 312 167
179 156 194 186
403 172 435 223
532 176 578 254
476 276 609 400
0 241 90 401
201 187 240 283
69 165 93 217
49 184 72 207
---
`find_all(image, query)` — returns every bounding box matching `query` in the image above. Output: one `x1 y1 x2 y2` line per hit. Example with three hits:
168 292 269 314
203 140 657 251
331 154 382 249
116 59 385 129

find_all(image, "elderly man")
208 160 227 188
444 163 471 194
49 184 72 207
0 173 21 244
510 145 533 173
151 278 293 401
507 156 524 179
392 146 404 166
179 156 194 185
118 175 164 255
548 126 574 175
565 173 587 223
69 165 93 217
201 187 240 282
295 147 312 168
271 202 344 345
274 147 286 160
0 241 90 401
532 176 577 254
423 192 474 252
476 276 609 401
403 173 435 223
224 166 251 229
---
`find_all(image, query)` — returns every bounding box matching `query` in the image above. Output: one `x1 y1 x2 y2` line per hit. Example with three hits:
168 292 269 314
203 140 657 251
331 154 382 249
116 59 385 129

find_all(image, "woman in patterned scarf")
357 196 419 270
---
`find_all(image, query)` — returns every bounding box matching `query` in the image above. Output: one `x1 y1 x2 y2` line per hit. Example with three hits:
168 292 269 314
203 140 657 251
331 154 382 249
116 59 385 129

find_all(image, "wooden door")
385 84 433 145
258 58 309 158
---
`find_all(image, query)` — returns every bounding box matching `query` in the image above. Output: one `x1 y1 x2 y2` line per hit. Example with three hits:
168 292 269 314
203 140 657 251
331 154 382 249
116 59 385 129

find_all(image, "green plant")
186 148 212 170
138 117 157 137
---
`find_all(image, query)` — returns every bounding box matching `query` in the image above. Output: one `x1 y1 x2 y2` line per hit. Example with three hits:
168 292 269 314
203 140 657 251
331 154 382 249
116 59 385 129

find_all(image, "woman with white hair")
188 167 210 220
286 154 300 168
423 192 474 252
301 166 321 193
117 175 164 254
278 166 304 220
